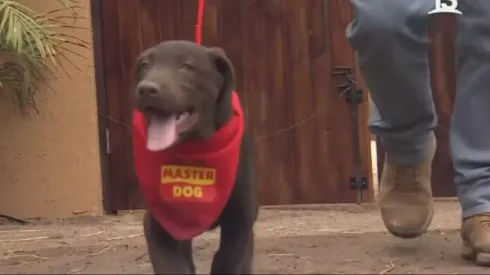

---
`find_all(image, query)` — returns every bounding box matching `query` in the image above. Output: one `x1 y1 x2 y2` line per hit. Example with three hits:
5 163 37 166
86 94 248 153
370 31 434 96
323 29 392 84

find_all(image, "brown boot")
461 213 490 266
378 135 436 238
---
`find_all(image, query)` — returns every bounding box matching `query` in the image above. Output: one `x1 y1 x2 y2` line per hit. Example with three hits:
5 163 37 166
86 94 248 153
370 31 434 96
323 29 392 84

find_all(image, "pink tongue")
146 115 178 151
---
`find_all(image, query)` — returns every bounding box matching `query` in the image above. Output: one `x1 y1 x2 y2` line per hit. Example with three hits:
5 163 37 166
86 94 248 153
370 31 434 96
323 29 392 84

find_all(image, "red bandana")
132 92 244 240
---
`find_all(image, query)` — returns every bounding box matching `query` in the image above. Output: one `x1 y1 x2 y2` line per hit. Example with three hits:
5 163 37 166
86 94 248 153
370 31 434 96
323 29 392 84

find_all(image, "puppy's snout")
137 82 161 98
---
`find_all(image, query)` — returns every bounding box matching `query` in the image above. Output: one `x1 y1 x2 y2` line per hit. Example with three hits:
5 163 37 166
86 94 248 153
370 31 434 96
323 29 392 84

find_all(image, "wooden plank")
255 0 298 204
139 0 161 51
242 0 297 204
90 0 115 213
157 0 183 40
308 0 340 202
285 0 321 203
99 0 127 211
116 0 145 209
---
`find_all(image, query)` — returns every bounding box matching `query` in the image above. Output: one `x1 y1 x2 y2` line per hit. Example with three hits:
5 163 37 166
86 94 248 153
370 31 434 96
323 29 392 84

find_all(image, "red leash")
195 0 205 44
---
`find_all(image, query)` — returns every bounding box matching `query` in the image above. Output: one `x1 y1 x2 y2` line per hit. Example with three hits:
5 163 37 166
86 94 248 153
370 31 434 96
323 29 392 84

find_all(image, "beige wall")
0 1 102 218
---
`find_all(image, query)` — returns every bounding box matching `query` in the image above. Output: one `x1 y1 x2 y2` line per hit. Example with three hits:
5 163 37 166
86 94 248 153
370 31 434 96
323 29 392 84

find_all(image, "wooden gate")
91 0 373 212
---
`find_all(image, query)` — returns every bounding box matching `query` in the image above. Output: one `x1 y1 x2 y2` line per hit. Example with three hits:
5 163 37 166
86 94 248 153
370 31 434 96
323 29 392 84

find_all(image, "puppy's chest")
132 92 245 240
137 149 241 240
159 163 219 202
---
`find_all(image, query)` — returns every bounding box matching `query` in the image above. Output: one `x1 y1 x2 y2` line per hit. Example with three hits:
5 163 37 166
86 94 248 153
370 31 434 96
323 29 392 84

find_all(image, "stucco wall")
0 1 102 218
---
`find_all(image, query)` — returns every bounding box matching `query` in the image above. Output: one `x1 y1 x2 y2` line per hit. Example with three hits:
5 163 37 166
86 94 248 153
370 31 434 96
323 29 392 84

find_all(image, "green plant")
0 0 89 113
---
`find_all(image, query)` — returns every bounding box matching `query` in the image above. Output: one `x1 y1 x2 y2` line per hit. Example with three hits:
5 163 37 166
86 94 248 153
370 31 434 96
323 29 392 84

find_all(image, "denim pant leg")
453 0 490 218
346 0 437 166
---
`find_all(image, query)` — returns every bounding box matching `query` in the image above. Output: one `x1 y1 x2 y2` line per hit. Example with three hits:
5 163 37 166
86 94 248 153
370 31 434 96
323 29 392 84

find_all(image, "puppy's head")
134 40 235 152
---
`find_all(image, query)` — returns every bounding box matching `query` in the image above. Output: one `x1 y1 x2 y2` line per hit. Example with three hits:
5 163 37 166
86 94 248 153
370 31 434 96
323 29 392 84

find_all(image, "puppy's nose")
137 82 160 98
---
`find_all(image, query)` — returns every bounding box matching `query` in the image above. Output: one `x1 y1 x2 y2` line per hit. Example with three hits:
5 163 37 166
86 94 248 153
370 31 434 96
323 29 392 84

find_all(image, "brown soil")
0 200 488 274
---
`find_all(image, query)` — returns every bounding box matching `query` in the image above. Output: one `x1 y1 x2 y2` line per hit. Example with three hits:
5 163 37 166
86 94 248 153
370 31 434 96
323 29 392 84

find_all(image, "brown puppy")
132 40 258 274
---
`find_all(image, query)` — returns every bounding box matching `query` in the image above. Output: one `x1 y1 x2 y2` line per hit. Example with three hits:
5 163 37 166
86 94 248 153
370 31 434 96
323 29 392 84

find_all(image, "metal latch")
333 67 367 204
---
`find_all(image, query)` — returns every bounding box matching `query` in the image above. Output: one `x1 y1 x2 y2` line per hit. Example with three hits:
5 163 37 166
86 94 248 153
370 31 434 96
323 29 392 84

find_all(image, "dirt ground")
0 199 488 274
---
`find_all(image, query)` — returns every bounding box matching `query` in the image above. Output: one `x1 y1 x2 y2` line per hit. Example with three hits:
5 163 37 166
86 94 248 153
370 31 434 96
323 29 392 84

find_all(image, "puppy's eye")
139 60 150 71
180 62 195 72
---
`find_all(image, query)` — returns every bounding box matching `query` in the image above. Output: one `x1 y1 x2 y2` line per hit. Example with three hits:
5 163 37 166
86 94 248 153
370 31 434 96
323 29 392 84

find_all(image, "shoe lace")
477 213 490 228
393 165 422 192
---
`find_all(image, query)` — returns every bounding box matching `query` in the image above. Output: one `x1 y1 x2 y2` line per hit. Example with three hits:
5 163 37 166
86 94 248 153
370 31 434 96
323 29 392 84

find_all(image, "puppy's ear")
207 47 235 127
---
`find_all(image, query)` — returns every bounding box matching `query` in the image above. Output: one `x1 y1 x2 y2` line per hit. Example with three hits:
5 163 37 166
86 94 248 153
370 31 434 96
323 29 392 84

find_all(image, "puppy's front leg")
239 230 254 274
143 212 195 274
210 223 254 274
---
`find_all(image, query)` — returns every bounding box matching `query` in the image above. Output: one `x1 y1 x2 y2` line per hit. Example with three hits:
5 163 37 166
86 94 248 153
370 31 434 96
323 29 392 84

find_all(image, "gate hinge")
334 66 367 203
332 67 363 104
105 128 111 154
346 89 363 104
349 176 368 190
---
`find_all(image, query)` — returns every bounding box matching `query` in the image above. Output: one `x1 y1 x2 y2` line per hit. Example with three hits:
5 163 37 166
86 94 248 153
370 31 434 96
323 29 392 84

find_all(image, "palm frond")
0 1 50 58
0 0 87 113
55 0 76 10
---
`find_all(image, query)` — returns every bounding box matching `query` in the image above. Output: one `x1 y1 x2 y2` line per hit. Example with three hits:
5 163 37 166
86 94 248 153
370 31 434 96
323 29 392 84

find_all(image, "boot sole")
385 206 434 239
461 241 490 266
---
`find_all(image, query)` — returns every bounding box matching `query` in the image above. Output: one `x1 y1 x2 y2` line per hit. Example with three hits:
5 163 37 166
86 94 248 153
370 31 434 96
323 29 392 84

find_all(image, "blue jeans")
347 0 490 218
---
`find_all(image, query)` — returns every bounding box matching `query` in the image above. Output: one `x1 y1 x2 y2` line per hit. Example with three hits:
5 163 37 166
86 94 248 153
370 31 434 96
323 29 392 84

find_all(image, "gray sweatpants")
346 0 490 218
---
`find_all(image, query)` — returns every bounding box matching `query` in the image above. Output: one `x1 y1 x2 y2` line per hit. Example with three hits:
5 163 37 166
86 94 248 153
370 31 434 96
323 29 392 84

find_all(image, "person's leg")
346 0 436 238
453 0 490 266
